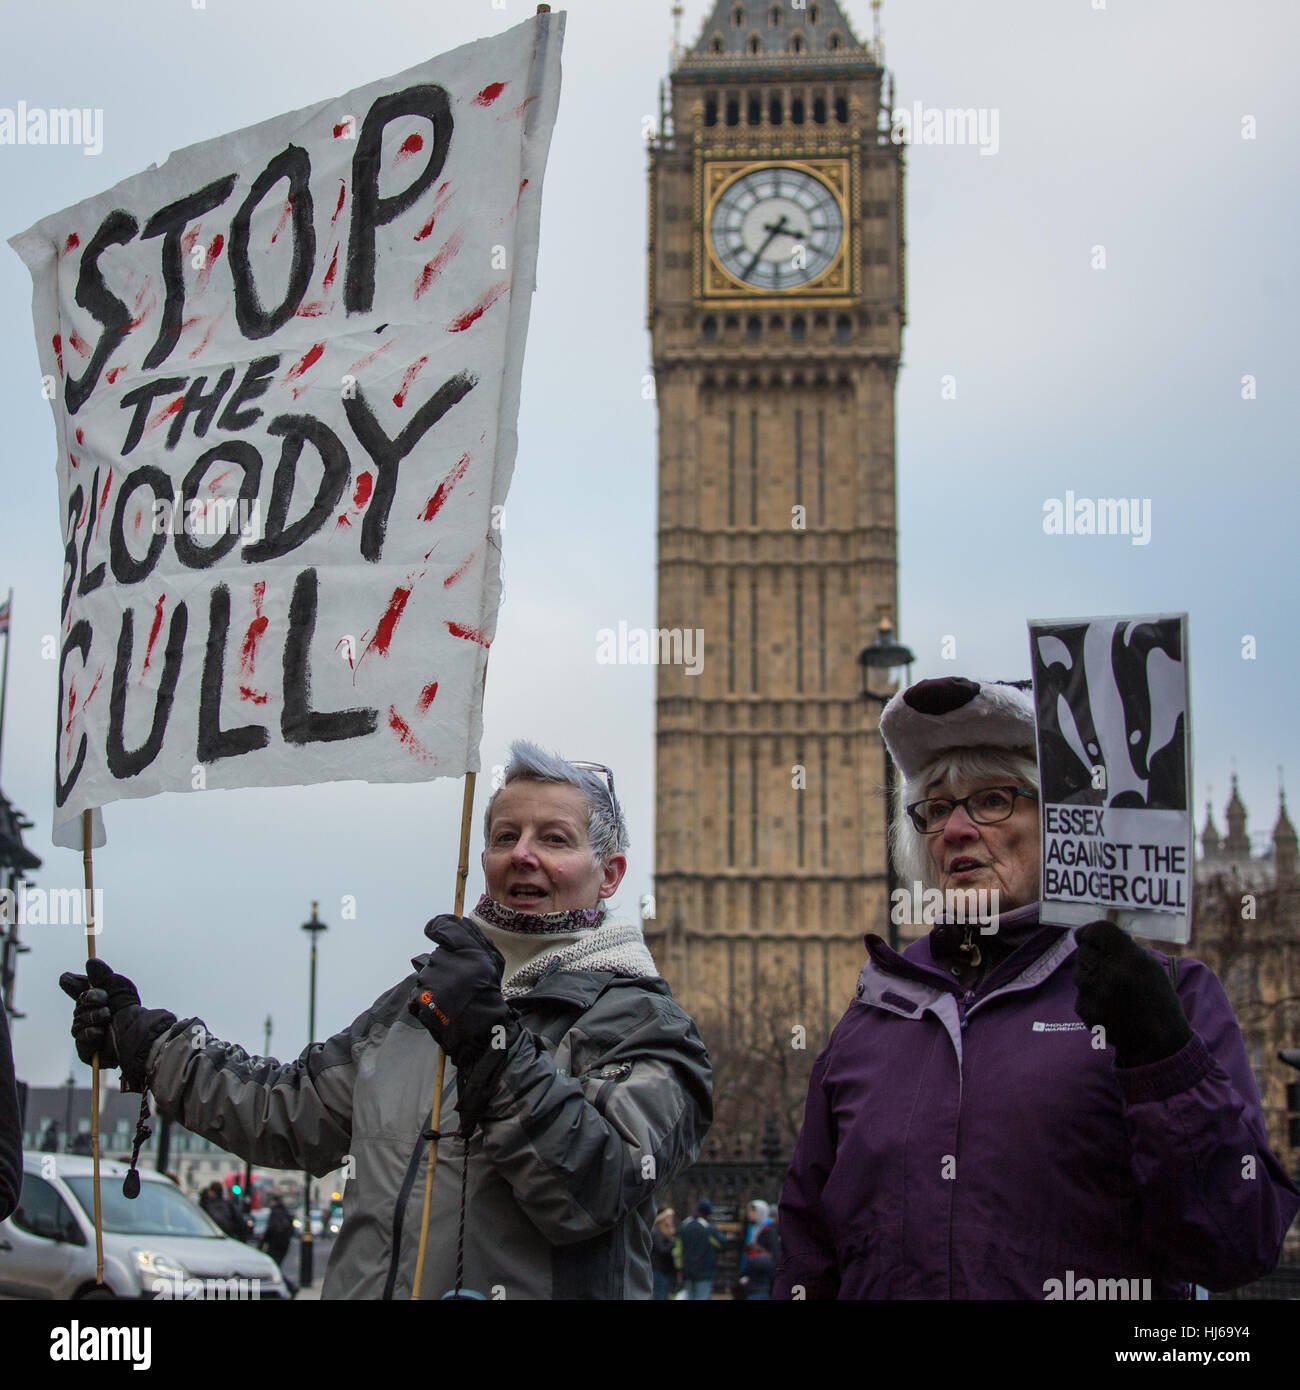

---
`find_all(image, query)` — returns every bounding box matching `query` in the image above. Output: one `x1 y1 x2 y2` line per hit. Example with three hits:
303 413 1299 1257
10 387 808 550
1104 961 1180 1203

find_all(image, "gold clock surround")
699 157 853 304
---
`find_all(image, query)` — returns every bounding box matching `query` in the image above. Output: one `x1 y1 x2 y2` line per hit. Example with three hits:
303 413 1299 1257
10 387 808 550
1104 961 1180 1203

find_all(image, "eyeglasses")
906 785 1038 834
571 761 621 826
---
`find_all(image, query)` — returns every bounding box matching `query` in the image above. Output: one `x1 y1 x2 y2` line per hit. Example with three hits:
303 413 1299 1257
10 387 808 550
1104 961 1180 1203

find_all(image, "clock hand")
741 213 791 279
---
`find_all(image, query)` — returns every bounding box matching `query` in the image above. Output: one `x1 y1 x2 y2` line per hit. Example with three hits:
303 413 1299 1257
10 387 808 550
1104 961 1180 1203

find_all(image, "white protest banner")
10 12 565 849
1029 614 1193 943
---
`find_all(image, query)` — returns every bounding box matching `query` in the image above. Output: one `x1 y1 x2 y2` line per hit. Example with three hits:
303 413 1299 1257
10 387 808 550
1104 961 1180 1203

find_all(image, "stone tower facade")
646 1 904 1044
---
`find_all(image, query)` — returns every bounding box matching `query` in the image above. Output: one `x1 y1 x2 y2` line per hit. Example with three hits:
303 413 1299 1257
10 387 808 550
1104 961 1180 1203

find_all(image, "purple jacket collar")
857 901 1073 1012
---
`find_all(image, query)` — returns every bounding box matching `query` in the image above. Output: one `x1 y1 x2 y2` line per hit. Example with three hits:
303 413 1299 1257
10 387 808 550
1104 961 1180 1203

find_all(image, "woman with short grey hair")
63 739 712 1300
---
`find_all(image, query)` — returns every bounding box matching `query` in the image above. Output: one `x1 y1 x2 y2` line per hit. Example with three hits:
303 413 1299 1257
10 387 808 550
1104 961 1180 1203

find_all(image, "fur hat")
880 677 1036 781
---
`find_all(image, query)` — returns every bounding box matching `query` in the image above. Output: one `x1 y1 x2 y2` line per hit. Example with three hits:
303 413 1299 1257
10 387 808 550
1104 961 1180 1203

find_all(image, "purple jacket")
774 904 1300 1299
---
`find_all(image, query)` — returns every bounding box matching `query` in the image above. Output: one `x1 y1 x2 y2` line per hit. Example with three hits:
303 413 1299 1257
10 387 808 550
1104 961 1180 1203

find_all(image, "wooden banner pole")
409 768 477 1300
81 807 104 1285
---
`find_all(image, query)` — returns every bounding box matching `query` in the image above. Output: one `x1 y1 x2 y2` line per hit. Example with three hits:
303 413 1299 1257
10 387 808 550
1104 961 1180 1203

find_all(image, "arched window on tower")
746 315 761 342
834 95 848 123
769 94 783 125
704 96 718 126
835 314 852 342
791 33 805 55
791 315 807 342
747 94 761 125
791 95 805 123
809 3 821 24
747 33 762 56
731 3 745 27
828 31 842 51
711 34 725 54
813 95 827 124
702 316 718 344
769 4 782 26
725 97 740 126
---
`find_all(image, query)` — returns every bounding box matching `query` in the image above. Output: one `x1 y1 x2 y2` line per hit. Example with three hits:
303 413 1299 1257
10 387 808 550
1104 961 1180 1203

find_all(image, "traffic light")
230 1181 243 1197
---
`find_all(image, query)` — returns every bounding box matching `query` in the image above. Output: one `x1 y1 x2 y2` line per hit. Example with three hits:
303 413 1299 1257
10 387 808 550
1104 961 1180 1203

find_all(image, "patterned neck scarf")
470 892 606 935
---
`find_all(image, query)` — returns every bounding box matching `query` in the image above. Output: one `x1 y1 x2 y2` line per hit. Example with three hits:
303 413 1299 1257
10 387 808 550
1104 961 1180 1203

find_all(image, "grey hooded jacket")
145 964 712 1299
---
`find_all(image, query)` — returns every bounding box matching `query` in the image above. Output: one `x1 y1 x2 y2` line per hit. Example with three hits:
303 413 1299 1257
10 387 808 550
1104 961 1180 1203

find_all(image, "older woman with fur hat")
774 676 1299 1300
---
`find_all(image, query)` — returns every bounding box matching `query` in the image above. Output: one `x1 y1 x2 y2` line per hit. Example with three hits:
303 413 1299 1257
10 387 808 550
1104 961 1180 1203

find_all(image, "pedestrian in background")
675 1198 724 1300
260 1195 298 1296
737 1200 779 1300
651 1206 677 1300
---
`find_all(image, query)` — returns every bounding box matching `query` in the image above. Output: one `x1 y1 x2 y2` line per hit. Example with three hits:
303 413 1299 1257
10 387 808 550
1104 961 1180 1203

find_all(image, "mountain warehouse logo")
1044 1270 1152 1300
1032 1021 1087 1033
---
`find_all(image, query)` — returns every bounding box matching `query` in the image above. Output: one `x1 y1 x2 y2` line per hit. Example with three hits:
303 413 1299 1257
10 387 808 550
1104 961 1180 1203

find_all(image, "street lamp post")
859 612 915 952
299 902 327 1289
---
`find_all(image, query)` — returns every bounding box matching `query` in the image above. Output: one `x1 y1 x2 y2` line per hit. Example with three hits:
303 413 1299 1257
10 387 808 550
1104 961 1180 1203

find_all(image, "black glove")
58 959 177 1091
1073 921 1192 1067
408 916 520 1137
408 916 517 1064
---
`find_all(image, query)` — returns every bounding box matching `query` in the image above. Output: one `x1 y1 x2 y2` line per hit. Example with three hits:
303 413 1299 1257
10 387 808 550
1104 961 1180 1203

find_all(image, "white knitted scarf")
466 895 659 999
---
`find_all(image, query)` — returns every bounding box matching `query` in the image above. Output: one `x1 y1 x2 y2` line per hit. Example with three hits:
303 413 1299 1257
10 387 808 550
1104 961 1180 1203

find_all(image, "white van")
0 1153 288 1300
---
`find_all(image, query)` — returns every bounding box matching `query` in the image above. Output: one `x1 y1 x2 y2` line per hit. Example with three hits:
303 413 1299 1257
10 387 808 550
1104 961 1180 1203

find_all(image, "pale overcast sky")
2 0 1296 1085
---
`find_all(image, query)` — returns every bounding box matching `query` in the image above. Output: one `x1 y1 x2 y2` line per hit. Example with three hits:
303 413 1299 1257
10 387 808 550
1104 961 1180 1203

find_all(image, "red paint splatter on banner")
189 307 225 360
75 496 89 531
322 244 339 290
180 225 201 257
52 335 63 375
346 340 393 375
443 551 476 588
181 315 202 334
142 594 167 679
239 686 269 705
334 636 355 670
514 178 530 212
333 119 353 139
366 585 412 657
473 81 507 106
285 342 325 384
145 395 185 435
393 356 429 408
448 281 509 333
331 181 347 224
239 581 268 674
295 301 331 318
76 427 85 446
270 196 294 244
420 452 471 521
195 234 224 294
129 295 156 332
63 232 80 255
207 468 235 492
105 365 125 383
415 227 465 298
446 620 491 648
352 472 373 508
388 707 435 760
81 665 106 713
64 678 77 760
414 182 455 242
68 452 80 470
396 132 424 160
416 680 439 713
134 282 152 312
68 331 90 358
504 97 537 120
335 513 352 529
133 509 142 533
94 469 113 539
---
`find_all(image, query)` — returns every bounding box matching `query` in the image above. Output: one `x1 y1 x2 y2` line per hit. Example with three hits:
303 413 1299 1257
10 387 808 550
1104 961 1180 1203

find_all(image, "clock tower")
647 1 905 1042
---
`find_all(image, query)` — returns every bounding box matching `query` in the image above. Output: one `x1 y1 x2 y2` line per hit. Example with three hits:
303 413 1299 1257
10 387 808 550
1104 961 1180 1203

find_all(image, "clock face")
709 166 844 291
